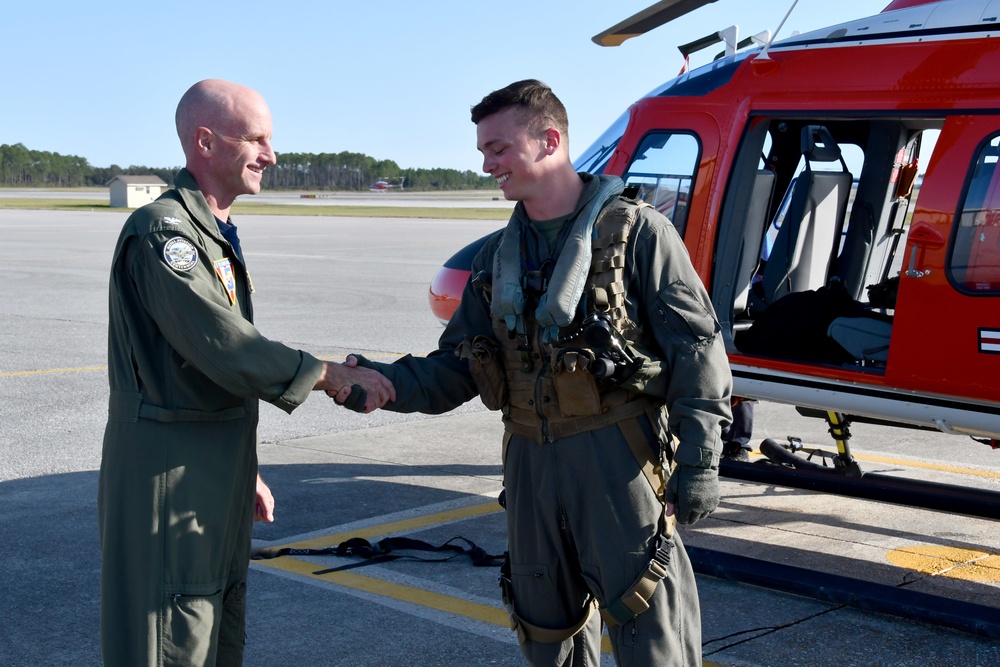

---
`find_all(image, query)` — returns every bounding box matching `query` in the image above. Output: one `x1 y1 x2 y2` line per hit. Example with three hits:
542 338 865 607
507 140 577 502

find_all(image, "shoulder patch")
163 237 198 272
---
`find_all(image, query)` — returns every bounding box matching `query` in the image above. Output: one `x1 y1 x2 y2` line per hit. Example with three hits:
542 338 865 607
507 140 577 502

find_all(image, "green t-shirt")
532 215 569 253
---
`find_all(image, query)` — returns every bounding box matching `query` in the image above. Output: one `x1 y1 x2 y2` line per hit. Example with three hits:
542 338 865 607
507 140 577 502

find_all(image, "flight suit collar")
172 168 230 249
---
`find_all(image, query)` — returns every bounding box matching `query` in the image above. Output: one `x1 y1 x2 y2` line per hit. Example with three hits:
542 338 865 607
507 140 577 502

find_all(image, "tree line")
0 143 493 191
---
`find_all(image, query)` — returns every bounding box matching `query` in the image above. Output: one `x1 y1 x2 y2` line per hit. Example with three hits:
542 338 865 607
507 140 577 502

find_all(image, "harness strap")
599 538 675 626
600 412 678 627
502 396 654 444
499 556 599 645
505 597 599 646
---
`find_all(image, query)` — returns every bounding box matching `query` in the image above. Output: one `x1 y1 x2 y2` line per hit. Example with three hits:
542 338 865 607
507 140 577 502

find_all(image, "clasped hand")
315 356 395 413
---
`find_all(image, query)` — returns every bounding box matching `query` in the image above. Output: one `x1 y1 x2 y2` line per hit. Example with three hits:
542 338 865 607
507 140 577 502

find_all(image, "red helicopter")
428 0 1000 515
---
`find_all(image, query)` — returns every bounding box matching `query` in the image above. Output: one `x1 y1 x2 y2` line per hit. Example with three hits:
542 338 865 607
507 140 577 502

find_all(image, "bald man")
97 79 393 666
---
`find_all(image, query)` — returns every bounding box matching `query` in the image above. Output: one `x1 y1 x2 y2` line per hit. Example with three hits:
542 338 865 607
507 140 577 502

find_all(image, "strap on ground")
251 535 505 575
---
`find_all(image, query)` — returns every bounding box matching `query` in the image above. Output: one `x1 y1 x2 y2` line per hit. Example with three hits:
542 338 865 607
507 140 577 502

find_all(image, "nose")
481 154 494 175
261 139 277 166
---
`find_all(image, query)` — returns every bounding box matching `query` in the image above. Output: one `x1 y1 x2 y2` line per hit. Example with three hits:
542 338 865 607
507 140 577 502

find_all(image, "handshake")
314 354 395 414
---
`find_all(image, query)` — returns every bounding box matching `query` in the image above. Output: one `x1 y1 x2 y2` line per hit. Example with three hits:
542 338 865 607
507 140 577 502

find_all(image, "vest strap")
502 395 654 444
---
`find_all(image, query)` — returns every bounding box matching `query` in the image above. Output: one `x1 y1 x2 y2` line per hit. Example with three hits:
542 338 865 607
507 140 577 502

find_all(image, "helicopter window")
573 110 630 175
621 132 699 238
950 134 1000 293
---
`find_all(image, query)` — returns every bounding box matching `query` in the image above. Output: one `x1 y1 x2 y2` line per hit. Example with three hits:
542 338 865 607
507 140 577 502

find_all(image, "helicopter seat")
827 315 892 365
758 126 853 308
733 168 776 318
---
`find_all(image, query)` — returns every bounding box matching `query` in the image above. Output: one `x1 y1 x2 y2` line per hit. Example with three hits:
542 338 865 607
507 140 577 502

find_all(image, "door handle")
906 244 930 278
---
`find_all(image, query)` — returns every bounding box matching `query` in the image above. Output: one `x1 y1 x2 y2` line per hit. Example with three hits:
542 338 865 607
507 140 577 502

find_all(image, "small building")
108 175 168 208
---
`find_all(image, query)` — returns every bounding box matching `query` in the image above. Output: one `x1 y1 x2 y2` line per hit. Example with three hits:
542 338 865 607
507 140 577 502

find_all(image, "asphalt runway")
1 206 999 666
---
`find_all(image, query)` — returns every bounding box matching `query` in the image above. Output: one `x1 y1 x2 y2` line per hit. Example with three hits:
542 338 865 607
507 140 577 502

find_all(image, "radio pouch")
456 336 507 410
552 350 602 417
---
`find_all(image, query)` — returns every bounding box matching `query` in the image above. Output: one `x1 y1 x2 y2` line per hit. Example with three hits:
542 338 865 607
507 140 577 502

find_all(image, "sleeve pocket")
654 280 721 348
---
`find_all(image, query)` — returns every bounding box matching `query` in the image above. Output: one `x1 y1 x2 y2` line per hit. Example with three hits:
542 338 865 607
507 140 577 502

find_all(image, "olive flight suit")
98 169 324 666
352 173 732 666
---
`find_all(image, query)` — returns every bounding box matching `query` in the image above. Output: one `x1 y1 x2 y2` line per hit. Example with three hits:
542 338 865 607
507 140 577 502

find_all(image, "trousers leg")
606 530 701 667
504 435 602 667
503 422 704 666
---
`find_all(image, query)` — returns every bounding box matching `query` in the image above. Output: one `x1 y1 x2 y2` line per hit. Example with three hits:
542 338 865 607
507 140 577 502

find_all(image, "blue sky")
3 0 886 174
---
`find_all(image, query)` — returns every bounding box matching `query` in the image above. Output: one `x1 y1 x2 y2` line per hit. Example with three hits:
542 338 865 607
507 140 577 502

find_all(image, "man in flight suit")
98 79 394 667
339 80 732 666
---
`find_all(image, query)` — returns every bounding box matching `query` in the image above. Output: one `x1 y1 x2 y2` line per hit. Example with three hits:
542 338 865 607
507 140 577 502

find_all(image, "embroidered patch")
213 258 238 305
163 237 198 272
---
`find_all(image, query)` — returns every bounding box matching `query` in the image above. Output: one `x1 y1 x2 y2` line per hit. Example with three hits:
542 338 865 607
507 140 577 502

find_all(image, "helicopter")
428 0 1000 517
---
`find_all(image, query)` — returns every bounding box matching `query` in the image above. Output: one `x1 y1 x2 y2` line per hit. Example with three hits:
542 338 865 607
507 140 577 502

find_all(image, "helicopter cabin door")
888 115 1000 414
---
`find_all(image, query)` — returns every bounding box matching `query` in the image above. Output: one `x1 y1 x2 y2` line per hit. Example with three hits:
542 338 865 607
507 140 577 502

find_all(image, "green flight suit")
357 173 732 666
98 169 323 667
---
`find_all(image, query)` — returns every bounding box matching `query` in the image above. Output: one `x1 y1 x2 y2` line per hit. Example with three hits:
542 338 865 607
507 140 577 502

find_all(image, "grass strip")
0 198 511 220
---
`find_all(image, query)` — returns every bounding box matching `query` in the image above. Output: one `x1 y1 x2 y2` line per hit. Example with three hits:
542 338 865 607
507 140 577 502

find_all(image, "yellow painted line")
850 451 1000 481
258 558 723 664
745 449 1000 481
256 503 726 665
886 545 1000 583
266 500 502 553
0 365 106 378
260 555 511 626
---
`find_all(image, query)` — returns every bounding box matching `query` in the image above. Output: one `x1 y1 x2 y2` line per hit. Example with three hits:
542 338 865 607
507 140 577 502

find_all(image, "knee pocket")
162 588 224 665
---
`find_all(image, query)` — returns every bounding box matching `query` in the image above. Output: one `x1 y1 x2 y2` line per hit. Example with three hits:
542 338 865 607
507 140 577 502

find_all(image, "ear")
542 128 561 155
195 127 214 157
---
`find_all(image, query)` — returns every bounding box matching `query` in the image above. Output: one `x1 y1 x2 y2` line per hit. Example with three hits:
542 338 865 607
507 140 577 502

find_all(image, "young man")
98 79 393 667
342 79 731 666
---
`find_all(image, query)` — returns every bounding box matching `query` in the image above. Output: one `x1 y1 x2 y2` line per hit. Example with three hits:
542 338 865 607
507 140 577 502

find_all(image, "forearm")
361 351 478 414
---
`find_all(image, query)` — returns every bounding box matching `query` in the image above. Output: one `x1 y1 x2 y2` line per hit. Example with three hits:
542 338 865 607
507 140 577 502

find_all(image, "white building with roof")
108 175 168 208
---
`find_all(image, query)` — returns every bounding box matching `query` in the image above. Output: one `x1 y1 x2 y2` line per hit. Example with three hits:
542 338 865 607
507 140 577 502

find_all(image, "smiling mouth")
248 165 265 175
496 174 509 186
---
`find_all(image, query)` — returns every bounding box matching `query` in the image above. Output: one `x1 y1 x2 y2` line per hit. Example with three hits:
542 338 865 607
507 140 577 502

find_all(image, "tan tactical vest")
492 196 657 444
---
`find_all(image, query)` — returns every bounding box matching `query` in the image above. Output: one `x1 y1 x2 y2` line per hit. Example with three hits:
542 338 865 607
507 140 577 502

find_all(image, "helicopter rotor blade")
592 0 720 47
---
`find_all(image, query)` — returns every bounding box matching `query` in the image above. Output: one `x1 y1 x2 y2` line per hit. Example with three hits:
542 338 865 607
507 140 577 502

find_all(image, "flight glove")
665 464 720 524
341 385 368 413
340 354 378 413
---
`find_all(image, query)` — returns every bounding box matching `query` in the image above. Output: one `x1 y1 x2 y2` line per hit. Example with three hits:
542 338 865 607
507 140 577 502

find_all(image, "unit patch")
163 237 198 272
214 258 238 305
979 328 1000 354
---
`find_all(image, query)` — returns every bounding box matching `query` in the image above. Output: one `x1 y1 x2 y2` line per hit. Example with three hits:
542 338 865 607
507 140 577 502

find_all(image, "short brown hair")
470 79 569 141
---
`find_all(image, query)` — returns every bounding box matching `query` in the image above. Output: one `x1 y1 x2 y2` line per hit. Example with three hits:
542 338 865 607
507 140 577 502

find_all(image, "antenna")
758 0 800 61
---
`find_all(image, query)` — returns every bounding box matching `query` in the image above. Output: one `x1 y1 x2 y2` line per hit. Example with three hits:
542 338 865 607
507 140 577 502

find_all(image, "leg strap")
499 555 598 645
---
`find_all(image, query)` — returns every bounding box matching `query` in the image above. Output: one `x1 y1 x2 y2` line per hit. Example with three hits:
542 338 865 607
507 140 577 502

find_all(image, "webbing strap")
502 396 653 444
618 418 664 497
600 414 678 627
599 545 673 626
504 594 599 645
251 535 504 574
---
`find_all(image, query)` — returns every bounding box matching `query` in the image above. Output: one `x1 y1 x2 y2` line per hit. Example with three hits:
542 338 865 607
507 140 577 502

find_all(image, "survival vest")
488 195 658 443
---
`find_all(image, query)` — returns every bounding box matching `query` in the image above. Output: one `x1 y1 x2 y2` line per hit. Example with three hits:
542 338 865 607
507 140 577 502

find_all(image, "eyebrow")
478 138 504 153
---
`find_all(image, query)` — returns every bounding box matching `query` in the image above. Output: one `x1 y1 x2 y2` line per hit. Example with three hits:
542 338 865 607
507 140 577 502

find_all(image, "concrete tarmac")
1 207 998 666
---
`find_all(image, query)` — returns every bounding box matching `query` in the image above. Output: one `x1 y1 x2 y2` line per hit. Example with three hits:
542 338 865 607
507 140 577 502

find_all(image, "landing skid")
719 411 1000 520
